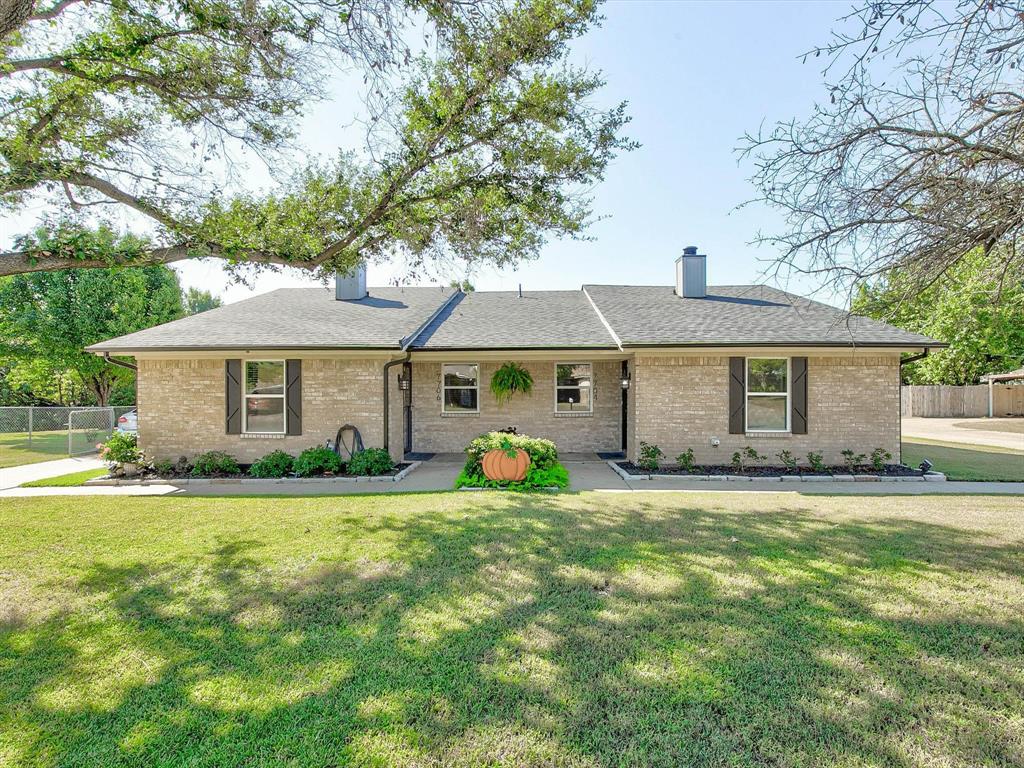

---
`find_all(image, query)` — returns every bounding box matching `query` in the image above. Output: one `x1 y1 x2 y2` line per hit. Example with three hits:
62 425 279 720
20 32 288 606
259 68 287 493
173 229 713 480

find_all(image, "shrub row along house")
88 248 943 466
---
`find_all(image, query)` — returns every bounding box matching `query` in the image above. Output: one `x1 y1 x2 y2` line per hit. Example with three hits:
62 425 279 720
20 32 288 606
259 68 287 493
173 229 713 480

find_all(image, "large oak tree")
0 0 633 278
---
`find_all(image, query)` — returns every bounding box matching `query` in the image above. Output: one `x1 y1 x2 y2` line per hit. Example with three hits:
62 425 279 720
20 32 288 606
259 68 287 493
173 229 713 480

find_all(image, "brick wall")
137 358 399 462
410 359 622 454
629 354 901 466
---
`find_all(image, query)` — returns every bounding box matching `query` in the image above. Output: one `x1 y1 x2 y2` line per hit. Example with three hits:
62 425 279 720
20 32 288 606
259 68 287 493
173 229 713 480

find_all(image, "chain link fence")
0 406 136 467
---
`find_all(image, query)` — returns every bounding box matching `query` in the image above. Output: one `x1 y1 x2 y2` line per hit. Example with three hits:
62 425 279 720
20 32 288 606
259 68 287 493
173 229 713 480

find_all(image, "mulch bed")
121 462 412 481
616 461 923 478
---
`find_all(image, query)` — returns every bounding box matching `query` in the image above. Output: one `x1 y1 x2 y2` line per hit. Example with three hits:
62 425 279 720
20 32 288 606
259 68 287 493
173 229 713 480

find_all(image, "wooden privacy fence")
901 385 988 417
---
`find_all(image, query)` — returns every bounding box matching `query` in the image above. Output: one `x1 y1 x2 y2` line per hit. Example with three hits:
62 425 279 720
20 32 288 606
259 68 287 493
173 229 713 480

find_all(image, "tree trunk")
0 0 34 38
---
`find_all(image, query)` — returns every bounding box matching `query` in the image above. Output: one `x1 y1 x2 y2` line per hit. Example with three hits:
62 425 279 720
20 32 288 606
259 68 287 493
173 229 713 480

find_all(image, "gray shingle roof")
410 290 619 349
88 286 456 352
88 282 944 353
582 284 942 347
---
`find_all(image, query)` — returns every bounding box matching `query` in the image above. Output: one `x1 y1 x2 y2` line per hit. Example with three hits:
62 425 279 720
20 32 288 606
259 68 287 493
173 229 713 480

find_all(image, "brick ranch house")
89 249 943 466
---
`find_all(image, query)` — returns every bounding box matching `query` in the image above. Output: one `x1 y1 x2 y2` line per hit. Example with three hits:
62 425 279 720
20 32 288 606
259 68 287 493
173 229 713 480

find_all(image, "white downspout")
988 378 994 418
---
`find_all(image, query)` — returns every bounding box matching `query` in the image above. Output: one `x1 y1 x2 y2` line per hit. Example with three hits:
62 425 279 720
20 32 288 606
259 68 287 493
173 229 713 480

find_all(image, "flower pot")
122 462 139 477
481 448 530 481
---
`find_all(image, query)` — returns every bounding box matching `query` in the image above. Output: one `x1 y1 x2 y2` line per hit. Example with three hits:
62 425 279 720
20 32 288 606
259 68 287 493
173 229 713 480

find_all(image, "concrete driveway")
902 417 1024 451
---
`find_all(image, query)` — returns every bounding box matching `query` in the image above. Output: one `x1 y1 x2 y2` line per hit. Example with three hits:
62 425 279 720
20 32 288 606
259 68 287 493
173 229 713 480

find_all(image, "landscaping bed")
87 462 416 485
615 461 925 478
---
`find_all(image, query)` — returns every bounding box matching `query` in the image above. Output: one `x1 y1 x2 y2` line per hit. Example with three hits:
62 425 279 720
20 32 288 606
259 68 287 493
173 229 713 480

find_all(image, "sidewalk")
0 455 106 491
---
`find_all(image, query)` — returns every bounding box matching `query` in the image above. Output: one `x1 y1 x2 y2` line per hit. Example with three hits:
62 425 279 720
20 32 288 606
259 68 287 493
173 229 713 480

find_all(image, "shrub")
675 448 696 472
347 448 395 476
191 450 240 477
776 449 798 470
249 450 295 478
841 449 867 472
870 447 892 472
152 458 175 476
806 452 826 473
99 432 141 465
637 442 664 471
293 446 342 477
464 431 558 477
731 446 765 472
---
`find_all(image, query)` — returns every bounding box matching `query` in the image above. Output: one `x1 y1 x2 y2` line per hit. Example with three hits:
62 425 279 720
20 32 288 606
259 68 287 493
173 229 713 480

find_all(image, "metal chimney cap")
682 245 699 256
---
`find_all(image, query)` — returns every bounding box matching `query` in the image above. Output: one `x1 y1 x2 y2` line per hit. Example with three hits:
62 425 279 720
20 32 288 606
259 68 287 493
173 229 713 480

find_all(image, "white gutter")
582 286 623 351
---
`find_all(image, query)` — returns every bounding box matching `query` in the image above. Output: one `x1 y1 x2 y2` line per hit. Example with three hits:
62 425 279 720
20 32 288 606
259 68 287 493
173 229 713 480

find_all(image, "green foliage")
490 362 535 405
455 461 569 491
675 448 696 472
732 446 765 471
870 448 892 472
637 442 664 471
293 446 342 477
185 288 222 315
463 431 558 477
99 433 141 465
1 1 633 283
841 449 867 472
191 451 241 477
0 225 185 404
853 249 1024 384
346 448 395 477
248 450 295 479
806 452 826 474
776 450 798 470
152 459 175 477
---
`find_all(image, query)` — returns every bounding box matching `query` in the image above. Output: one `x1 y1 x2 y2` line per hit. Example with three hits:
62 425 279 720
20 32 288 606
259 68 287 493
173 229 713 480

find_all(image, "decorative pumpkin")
481 447 530 481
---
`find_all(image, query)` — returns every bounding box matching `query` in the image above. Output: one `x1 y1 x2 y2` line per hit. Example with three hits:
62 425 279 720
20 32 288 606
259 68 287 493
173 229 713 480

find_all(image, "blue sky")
4 1 850 304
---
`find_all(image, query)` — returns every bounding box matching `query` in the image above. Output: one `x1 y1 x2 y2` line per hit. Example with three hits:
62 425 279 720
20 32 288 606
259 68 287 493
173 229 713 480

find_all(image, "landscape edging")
85 461 421 486
605 460 944 482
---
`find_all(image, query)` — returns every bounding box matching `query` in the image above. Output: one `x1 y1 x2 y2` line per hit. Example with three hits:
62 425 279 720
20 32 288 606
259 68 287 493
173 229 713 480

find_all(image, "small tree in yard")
0 231 184 404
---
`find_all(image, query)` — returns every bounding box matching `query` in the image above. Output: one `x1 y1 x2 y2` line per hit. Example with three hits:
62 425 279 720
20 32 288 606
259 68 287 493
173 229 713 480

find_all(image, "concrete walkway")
0 455 106 491
2 454 1022 497
903 417 1024 451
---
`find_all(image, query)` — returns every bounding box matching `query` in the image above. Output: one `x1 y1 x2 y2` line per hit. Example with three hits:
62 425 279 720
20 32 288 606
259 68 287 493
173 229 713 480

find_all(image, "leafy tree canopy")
185 286 221 314
0 224 186 403
853 250 1024 385
0 0 634 281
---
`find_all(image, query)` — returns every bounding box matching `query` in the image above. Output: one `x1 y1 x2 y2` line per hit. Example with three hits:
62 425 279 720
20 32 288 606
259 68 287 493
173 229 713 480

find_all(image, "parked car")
116 409 138 435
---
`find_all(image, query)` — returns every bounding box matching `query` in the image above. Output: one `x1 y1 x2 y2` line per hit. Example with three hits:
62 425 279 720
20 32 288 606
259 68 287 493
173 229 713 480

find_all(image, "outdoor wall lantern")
620 373 631 390
398 373 411 391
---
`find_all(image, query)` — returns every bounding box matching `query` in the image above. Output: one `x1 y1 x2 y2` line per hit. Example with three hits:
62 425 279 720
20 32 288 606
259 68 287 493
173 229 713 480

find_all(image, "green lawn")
2 493 1022 767
0 431 74 468
903 438 1024 481
20 468 109 487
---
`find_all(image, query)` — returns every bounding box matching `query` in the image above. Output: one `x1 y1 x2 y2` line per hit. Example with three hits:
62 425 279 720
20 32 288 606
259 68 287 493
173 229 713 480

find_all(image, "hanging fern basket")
490 362 534 405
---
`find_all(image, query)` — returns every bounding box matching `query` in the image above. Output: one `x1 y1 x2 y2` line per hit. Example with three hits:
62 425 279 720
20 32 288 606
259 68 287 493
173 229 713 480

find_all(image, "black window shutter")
728 357 745 434
225 359 242 434
286 359 302 435
791 356 808 434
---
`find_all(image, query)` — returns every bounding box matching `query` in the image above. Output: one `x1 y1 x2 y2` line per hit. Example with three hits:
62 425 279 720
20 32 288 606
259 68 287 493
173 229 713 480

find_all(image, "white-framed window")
244 360 286 434
555 362 593 413
442 363 479 413
745 357 789 432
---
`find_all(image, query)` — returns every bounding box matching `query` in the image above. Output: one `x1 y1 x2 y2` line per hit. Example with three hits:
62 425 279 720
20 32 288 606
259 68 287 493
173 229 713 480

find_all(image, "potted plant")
99 433 143 476
490 362 533 405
